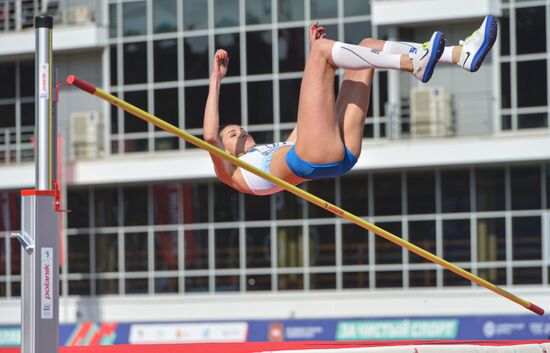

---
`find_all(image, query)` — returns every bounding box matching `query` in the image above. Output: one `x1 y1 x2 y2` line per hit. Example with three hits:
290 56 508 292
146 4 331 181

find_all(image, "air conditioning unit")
64 6 93 25
69 111 104 160
410 86 453 138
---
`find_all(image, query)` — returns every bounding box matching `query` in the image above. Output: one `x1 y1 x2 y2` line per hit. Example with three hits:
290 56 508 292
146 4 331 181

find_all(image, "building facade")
0 0 549 323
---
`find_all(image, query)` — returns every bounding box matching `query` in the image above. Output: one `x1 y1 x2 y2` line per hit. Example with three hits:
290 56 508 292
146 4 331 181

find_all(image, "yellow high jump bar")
66 74 544 316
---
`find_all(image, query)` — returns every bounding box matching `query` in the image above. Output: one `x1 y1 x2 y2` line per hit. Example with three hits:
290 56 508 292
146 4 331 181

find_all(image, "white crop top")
238 141 294 195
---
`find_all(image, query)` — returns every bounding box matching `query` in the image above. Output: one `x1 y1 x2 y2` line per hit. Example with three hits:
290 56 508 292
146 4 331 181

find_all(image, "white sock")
332 41 401 70
439 46 454 64
383 40 455 64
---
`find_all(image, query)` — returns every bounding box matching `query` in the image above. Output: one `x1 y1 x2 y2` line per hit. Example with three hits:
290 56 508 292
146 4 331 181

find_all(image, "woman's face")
219 124 256 156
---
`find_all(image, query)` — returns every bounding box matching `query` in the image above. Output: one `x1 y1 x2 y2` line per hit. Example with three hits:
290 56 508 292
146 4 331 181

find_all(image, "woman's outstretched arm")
203 49 239 187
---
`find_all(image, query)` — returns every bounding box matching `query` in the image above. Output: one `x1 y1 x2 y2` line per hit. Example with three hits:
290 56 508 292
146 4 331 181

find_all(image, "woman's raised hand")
212 49 229 80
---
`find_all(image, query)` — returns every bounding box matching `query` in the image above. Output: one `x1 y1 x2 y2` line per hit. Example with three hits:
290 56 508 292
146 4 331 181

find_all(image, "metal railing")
0 0 101 32
0 126 35 164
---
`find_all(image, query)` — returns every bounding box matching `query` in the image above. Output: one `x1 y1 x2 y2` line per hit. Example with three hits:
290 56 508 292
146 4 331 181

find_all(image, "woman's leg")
382 40 461 64
293 38 410 164
382 16 498 72
335 39 378 159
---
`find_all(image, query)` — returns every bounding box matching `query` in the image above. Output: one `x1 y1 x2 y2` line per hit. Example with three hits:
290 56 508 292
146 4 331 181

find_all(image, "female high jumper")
203 16 498 195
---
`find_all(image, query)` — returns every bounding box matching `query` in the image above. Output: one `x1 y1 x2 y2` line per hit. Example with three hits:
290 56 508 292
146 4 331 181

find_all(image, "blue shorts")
285 146 358 180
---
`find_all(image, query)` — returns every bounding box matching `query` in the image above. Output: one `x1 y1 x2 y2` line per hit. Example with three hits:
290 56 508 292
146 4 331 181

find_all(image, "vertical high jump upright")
67 74 544 316
11 16 60 353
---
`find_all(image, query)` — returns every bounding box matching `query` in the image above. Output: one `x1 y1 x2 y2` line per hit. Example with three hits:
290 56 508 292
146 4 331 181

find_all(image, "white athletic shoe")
410 31 446 83
458 15 498 72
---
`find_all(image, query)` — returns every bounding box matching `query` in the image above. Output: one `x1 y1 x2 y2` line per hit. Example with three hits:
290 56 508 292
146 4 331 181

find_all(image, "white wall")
1 287 548 324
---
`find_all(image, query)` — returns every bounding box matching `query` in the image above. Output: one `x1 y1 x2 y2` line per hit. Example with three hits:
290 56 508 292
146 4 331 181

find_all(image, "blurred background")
0 0 549 346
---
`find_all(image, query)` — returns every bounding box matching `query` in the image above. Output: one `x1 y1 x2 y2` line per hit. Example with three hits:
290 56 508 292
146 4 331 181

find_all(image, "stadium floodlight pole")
11 16 59 353
67 75 545 317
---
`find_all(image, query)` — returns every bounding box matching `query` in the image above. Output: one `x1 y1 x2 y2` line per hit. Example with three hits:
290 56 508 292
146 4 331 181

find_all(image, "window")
182 182 209 224
279 78 301 123
155 231 178 271
277 226 303 267
95 233 118 273
340 174 368 217
511 166 541 210
216 275 239 292
518 113 548 129
123 42 147 84
185 276 209 292
109 3 117 38
516 6 546 55
0 191 19 231
279 28 305 73
94 187 119 227
407 171 435 214
308 179 335 219
343 272 369 289
310 273 336 289
373 173 401 216
154 88 179 142
183 0 208 30
409 270 436 287
123 185 149 226
408 221 436 263
245 193 271 221
68 234 90 274
517 60 547 108
184 230 209 270
278 0 304 22
219 83 242 127
342 224 369 265
375 222 402 265
476 168 505 212
153 0 177 33
184 85 209 129
123 1 147 36
246 227 271 268
126 278 148 294
247 81 273 125
441 169 470 213
247 31 272 75
247 274 271 291
278 274 303 290
309 225 336 266
154 39 178 82
512 216 541 260
500 9 510 56
183 36 209 80
215 228 240 269
214 183 241 222
345 21 371 45
344 0 370 16
477 218 506 262
246 0 271 25
214 0 239 27
0 105 15 129
311 0 337 19
110 45 118 86
500 62 511 109
443 219 470 262
125 232 148 272
0 63 15 99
